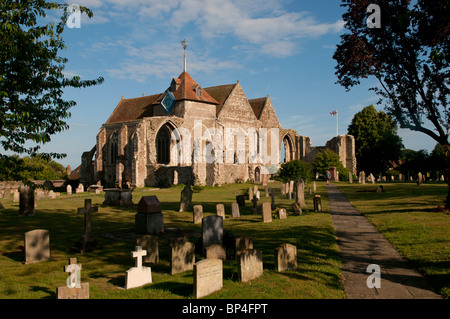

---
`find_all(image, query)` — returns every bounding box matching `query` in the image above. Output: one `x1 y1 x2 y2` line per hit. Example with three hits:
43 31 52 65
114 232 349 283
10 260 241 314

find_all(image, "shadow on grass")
29 286 56 299
148 281 192 297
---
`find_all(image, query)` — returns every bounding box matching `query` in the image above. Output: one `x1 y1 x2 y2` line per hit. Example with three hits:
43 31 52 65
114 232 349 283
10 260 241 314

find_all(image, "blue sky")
21 0 438 169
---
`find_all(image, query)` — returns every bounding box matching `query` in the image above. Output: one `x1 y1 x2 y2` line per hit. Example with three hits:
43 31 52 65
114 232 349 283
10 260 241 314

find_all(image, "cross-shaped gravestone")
77 199 98 240
57 257 89 299
132 246 147 268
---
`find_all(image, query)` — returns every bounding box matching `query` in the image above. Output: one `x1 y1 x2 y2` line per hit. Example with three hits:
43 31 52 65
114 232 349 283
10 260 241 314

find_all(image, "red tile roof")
248 97 267 119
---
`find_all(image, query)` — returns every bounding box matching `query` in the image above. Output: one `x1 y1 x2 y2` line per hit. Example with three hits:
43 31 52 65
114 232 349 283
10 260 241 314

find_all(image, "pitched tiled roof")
105 93 162 124
204 84 236 115
248 97 267 119
174 72 219 105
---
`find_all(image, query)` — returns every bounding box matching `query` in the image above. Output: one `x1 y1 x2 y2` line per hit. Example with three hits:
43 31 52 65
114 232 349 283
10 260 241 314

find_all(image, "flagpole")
336 109 338 137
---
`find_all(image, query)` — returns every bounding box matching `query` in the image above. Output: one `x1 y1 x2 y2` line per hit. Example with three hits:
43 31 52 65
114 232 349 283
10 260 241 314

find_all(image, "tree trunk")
444 144 450 209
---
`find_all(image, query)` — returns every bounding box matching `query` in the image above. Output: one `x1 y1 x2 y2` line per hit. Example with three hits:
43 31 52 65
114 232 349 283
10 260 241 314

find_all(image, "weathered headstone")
270 188 276 210
135 195 164 234
13 190 19 202
179 185 193 212
125 246 152 289
418 172 423 185
313 195 322 212
76 183 84 193
19 186 35 216
235 236 253 258
57 258 89 299
261 202 272 223
48 190 56 199
169 237 195 275
193 258 223 299
348 172 353 184
236 195 245 207
66 184 72 195
264 186 269 197
370 173 375 184
202 215 223 248
295 178 305 205
313 181 316 193
204 244 226 261
193 205 203 224
216 203 225 219
251 196 258 214
255 191 260 200
231 202 240 218
278 208 287 220
280 184 286 195
238 249 263 283
288 180 294 199
274 243 297 272
137 235 159 265
248 187 254 201
24 229 50 264
292 202 302 215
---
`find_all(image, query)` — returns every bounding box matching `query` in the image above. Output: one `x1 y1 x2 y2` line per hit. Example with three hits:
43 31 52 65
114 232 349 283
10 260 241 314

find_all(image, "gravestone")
236 195 245 207
235 236 253 258
313 195 322 212
24 229 50 264
13 190 19 202
251 196 258 214
359 171 366 184
248 187 254 201
4 188 11 200
292 202 302 215
125 246 152 289
204 244 226 261
255 191 260 200
289 180 294 199
48 190 56 199
57 258 89 299
36 189 44 200
202 215 223 249
280 184 286 196
264 186 269 197
313 181 316 193
103 188 133 206
136 235 159 265
270 188 276 210
169 237 195 275
278 208 287 220
274 243 297 272
253 185 258 195
135 195 164 234
216 203 225 219
66 184 72 195
261 202 272 223
76 184 84 193
193 258 223 299
238 249 263 283
348 172 353 184
19 186 35 216
193 205 203 224
295 178 305 205
75 199 99 253
231 202 240 218
370 173 375 184
418 172 423 185
179 185 193 212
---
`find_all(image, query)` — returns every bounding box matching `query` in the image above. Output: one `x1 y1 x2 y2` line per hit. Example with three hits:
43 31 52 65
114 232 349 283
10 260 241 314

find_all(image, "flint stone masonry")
24 229 50 264
194 258 223 299
274 243 297 272
170 238 195 275
238 249 263 283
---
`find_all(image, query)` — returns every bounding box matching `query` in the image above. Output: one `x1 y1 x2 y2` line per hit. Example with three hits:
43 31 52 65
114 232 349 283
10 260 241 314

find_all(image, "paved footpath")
326 184 441 299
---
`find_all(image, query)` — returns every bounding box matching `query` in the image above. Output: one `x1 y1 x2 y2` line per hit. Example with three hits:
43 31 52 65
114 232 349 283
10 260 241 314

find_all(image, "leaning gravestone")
216 203 225 219
238 249 263 283
137 235 159 265
202 215 223 249
19 186 35 216
57 258 89 299
179 185 193 212
193 205 203 224
231 202 240 218
292 202 302 215
24 229 50 264
125 246 152 289
135 196 164 234
261 202 272 223
274 243 297 272
169 237 195 275
194 258 223 299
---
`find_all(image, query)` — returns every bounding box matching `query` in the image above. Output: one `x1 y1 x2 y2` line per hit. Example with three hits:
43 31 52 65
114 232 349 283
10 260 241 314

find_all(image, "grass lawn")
0 181 345 299
336 182 450 298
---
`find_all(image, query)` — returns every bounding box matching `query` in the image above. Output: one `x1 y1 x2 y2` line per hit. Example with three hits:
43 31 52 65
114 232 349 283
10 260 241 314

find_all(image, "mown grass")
0 181 344 299
336 182 450 298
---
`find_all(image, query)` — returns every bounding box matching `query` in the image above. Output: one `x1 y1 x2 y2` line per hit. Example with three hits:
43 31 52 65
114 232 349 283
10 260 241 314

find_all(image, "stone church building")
79 69 356 188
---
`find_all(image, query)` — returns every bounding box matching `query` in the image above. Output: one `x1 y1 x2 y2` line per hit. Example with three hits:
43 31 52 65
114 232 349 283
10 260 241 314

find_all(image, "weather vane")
181 39 188 72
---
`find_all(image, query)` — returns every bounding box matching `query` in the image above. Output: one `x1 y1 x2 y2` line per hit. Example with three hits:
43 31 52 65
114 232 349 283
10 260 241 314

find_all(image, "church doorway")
282 134 294 162
255 166 261 183
156 124 172 164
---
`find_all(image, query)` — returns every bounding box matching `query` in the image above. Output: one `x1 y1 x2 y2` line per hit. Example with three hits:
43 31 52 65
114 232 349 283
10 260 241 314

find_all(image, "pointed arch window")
110 132 118 164
156 125 171 164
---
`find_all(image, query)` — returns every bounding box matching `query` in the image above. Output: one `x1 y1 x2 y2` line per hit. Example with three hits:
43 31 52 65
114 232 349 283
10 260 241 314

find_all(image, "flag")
330 110 338 116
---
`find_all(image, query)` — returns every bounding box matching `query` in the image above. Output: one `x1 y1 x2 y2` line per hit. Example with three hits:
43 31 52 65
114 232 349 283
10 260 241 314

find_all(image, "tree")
277 160 313 183
334 0 450 206
313 149 348 179
0 1 103 165
348 105 404 175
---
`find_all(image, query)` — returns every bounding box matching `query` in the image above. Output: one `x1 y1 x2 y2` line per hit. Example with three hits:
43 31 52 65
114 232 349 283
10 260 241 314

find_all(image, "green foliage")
313 149 344 175
398 143 448 179
0 1 103 161
277 160 313 182
348 105 404 175
0 155 67 181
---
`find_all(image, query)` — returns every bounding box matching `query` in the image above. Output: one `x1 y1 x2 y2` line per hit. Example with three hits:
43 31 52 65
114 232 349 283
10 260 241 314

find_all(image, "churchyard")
0 181 344 299
1 180 448 299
